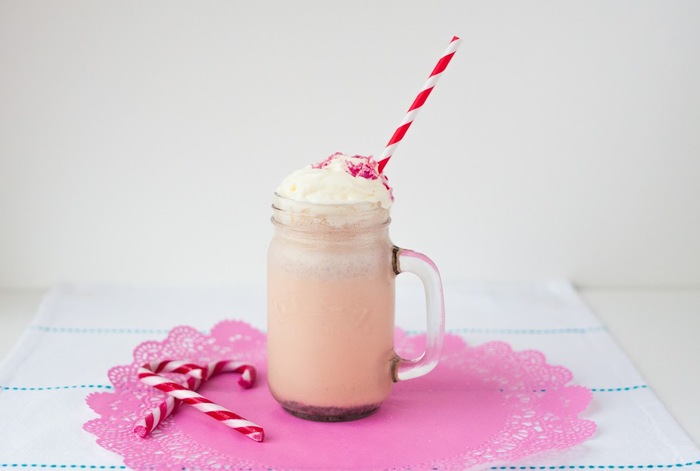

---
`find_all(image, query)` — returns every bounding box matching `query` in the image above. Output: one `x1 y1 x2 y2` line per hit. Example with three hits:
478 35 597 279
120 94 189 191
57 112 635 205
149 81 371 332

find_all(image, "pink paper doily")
84 320 596 470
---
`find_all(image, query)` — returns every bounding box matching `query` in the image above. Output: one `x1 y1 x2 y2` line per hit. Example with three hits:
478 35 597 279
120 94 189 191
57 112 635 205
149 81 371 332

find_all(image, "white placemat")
0 281 698 468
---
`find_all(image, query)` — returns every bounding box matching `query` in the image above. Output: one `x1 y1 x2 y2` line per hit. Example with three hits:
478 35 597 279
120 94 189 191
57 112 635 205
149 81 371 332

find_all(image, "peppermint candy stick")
205 359 256 388
134 360 257 437
134 360 206 438
133 373 199 437
133 360 208 438
135 360 261 441
137 361 263 442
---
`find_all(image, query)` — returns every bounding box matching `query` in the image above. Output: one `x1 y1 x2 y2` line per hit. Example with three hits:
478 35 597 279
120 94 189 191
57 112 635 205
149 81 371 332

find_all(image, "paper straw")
377 36 462 173
135 359 261 441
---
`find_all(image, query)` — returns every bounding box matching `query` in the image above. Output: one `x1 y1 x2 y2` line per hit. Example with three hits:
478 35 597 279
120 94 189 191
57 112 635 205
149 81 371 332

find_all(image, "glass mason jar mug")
267 194 445 421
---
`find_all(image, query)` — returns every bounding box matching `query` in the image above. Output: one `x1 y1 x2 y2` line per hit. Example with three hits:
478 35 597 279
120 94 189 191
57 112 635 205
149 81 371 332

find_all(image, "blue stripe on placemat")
1 462 697 470
1 384 650 393
0 465 127 469
1 384 113 391
590 385 649 392
449 326 607 335
31 325 607 336
491 461 700 469
400 326 608 336
29 325 175 334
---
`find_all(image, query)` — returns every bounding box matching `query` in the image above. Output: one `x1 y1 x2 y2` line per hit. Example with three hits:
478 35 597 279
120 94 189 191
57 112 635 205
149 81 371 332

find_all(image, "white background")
1 0 699 289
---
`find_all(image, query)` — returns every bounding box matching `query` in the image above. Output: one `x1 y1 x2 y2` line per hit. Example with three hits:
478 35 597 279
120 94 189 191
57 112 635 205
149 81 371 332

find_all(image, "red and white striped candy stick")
134 360 257 438
135 359 262 442
133 360 205 438
377 36 462 173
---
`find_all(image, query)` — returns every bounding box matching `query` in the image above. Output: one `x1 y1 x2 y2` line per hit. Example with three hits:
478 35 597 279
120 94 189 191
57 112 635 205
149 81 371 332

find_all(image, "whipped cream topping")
275 153 393 208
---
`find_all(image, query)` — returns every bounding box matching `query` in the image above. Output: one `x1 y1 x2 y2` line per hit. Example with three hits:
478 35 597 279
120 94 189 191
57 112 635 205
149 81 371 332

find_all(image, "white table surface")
1 286 699 448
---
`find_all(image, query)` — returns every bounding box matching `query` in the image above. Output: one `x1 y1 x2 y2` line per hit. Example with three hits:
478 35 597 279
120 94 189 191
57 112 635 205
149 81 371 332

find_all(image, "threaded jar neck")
271 194 391 232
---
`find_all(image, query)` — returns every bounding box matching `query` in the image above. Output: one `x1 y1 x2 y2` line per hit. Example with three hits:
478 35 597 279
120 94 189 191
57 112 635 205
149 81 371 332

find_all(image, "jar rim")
271 193 391 230
273 193 390 212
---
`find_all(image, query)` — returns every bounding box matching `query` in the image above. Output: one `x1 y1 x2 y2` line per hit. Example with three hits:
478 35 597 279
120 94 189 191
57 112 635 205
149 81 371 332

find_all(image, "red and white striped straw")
377 36 462 173
135 360 263 442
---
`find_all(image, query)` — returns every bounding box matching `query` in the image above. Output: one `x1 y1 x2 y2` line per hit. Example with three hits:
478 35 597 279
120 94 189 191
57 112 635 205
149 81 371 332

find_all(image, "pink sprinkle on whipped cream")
312 152 394 200
311 152 376 179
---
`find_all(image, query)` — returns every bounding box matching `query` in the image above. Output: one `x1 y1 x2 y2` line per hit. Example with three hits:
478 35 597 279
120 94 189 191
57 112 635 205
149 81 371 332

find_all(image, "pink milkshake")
267 153 444 421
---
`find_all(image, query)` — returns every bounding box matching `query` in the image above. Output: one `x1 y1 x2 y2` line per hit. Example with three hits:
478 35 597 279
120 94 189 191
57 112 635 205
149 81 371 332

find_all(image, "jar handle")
391 246 445 382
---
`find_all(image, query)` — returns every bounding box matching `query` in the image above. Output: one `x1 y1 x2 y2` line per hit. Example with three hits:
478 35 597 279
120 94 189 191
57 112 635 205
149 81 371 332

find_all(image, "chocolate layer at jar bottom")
281 401 381 422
